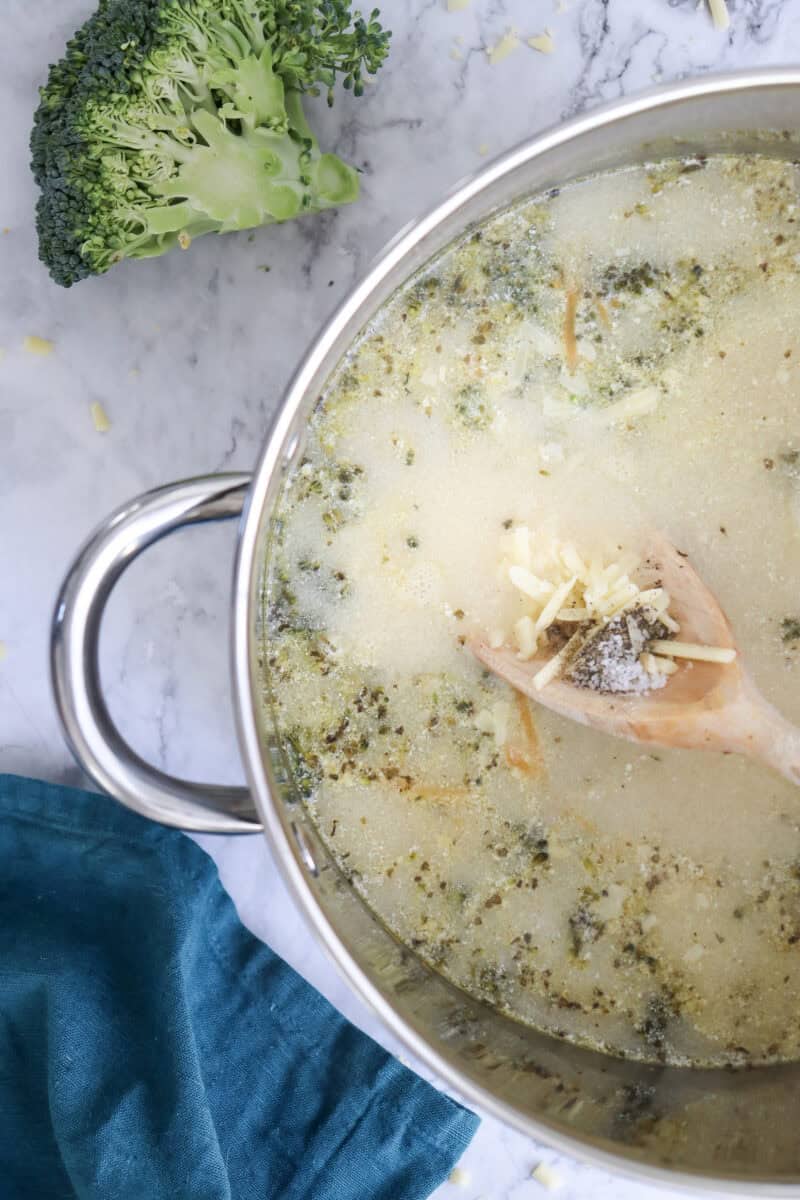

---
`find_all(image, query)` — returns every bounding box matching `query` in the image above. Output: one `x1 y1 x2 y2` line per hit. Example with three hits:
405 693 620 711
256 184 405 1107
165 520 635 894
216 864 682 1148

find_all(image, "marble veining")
2 1 798 1195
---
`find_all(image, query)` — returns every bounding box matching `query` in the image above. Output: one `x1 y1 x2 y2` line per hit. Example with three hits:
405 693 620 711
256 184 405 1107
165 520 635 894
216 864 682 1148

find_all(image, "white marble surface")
1 1 796 1196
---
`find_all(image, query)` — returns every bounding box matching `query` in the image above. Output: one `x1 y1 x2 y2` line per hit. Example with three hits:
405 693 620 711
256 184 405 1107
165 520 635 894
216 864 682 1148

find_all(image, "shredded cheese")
514 615 537 660
474 700 511 744
556 606 589 621
603 386 660 424
513 524 531 567
90 401 111 433
486 30 520 65
640 651 678 677
637 587 669 612
501 528 671 657
534 576 577 635
509 565 553 600
491 527 735 686
649 640 736 664
531 1161 563 1190
708 0 730 30
533 629 584 690
528 30 555 54
22 335 54 356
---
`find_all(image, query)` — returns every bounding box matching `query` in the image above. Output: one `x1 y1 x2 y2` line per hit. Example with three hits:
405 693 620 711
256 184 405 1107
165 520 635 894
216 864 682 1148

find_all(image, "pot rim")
232 68 800 1194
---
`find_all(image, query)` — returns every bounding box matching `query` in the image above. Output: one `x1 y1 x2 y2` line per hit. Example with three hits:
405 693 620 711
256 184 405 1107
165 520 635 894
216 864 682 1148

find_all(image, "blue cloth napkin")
0 774 478 1199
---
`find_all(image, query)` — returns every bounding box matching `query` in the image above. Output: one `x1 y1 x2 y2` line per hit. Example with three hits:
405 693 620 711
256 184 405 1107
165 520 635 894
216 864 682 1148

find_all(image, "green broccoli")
30 0 390 286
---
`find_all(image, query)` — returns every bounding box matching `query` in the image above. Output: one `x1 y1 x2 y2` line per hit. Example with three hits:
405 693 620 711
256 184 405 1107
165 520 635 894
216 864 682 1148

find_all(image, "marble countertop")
2 1 796 1195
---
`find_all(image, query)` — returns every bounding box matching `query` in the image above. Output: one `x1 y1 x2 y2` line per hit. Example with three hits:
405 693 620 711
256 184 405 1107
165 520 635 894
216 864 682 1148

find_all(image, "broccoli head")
31 0 390 286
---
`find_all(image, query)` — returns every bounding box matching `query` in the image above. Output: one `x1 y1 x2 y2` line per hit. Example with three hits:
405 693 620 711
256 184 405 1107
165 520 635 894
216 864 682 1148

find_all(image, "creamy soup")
264 154 800 1067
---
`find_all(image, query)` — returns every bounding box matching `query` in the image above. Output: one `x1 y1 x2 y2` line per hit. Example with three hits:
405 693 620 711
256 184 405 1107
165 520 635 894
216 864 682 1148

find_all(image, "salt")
566 606 669 694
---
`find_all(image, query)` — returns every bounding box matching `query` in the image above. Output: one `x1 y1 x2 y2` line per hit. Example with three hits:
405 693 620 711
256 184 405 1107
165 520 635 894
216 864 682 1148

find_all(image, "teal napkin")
0 774 478 1198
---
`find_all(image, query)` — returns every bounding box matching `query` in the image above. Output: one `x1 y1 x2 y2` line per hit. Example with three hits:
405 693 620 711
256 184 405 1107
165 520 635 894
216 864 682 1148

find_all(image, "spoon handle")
737 694 800 786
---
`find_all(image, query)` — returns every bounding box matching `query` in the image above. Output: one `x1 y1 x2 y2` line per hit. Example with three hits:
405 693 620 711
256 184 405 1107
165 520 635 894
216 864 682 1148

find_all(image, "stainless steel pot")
51 71 800 1192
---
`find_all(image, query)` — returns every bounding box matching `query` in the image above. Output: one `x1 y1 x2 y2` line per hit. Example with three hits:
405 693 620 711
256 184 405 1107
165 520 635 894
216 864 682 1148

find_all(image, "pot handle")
51 473 262 833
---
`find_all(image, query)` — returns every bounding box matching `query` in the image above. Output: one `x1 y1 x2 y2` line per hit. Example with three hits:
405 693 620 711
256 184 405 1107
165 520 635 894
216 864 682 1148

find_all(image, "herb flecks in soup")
265 155 800 1067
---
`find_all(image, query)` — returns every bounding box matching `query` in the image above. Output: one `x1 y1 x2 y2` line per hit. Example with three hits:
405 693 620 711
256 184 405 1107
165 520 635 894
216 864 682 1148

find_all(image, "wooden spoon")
471 535 800 785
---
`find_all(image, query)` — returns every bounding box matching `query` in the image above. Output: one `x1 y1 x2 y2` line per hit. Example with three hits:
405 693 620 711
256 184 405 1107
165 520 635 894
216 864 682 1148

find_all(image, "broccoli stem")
96 50 359 266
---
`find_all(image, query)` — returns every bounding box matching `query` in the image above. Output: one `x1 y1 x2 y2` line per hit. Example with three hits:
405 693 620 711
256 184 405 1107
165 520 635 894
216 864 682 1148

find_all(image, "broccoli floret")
31 0 390 286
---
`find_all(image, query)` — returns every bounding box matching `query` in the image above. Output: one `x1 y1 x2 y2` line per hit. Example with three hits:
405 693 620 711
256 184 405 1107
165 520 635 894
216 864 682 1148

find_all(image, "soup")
264 153 800 1067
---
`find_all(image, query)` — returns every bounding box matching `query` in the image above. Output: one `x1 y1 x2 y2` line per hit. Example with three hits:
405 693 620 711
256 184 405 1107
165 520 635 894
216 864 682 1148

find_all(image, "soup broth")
264 154 800 1067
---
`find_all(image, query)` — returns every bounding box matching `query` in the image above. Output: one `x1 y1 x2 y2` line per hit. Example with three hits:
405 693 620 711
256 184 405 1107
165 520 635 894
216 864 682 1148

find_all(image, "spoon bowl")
472 536 800 785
